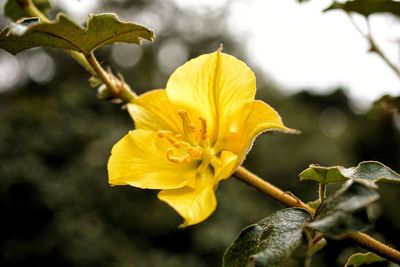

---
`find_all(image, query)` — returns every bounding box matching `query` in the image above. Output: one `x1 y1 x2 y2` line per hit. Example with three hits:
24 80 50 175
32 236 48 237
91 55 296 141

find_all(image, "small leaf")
4 0 51 21
345 252 386 267
300 165 346 184
306 181 379 238
300 161 400 185
89 76 102 88
324 0 400 17
223 208 311 267
307 199 321 210
0 13 154 55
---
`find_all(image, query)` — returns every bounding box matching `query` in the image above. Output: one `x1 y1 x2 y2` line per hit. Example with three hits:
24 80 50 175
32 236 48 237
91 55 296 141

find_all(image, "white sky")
3 0 399 108
176 0 400 109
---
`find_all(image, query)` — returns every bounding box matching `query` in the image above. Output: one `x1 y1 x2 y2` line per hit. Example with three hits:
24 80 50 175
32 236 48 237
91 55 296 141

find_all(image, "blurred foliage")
0 0 400 267
4 0 51 21
323 0 400 17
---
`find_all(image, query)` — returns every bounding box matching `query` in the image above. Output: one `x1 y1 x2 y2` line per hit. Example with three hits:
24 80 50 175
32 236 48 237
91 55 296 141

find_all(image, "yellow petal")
214 150 238 182
158 184 217 227
108 129 196 189
128 89 182 133
166 51 256 144
221 100 298 163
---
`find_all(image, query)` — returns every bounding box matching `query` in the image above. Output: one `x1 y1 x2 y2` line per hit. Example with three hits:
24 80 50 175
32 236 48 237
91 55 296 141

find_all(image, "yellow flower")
108 50 295 227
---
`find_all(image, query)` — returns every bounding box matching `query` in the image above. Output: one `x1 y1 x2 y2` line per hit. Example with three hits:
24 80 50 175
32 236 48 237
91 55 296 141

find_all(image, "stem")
24 0 50 23
348 232 400 264
233 166 400 264
319 183 326 202
346 12 400 78
85 52 136 102
234 166 314 214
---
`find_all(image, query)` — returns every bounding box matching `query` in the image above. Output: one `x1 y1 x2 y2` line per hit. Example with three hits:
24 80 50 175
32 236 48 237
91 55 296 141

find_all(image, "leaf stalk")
85 52 136 102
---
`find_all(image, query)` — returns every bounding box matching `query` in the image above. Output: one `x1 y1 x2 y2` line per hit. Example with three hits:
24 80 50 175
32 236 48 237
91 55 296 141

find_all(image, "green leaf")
0 13 154 55
324 0 400 17
4 0 51 21
299 161 400 185
345 252 386 267
223 208 311 267
306 181 379 238
307 199 321 210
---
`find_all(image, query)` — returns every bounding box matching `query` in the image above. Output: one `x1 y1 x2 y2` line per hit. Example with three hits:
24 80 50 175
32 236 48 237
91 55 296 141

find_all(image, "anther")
178 110 196 145
178 110 195 131
199 117 207 139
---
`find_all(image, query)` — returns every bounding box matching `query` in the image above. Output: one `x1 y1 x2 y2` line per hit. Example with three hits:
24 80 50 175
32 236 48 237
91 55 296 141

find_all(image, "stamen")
178 110 196 145
199 117 207 139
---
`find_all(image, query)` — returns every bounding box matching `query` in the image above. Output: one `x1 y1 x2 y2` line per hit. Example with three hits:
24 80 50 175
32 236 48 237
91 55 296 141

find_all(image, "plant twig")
234 167 314 214
85 52 136 102
346 12 400 78
233 166 400 264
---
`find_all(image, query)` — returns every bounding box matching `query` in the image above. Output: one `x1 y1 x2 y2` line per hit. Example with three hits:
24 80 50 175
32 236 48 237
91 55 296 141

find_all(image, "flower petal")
108 129 196 189
221 100 298 163
128 89 182 133
214 150 238 182
166 51 256 144
158 184 217 227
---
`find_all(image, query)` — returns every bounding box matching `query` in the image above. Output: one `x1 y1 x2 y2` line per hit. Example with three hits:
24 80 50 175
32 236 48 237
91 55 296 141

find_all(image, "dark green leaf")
0 13 154 55
306 181 379 238
299 161 400 184
4 0 51 21
345 252 386 267
223 208 311 267
324 0 400 17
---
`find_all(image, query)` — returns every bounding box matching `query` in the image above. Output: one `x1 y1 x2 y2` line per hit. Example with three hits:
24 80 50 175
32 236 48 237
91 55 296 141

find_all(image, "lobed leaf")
223 208 311 267
4 0 51 21
345 252 386 267
299 161 400 185
306 181 379 238
324 0 400 17
0 13 154 55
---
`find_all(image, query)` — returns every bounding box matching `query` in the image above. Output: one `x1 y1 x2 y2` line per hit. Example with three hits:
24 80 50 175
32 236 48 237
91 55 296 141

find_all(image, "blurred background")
0 0 399 266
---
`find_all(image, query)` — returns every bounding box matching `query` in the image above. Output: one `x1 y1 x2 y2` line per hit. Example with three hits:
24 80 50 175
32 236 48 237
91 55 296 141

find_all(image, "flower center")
158 110 220 172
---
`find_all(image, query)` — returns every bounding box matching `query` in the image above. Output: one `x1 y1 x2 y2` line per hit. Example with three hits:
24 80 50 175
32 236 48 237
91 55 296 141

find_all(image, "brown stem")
233 166 314 214
346 12 400 79
85 52 136 102
233 166 400 264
